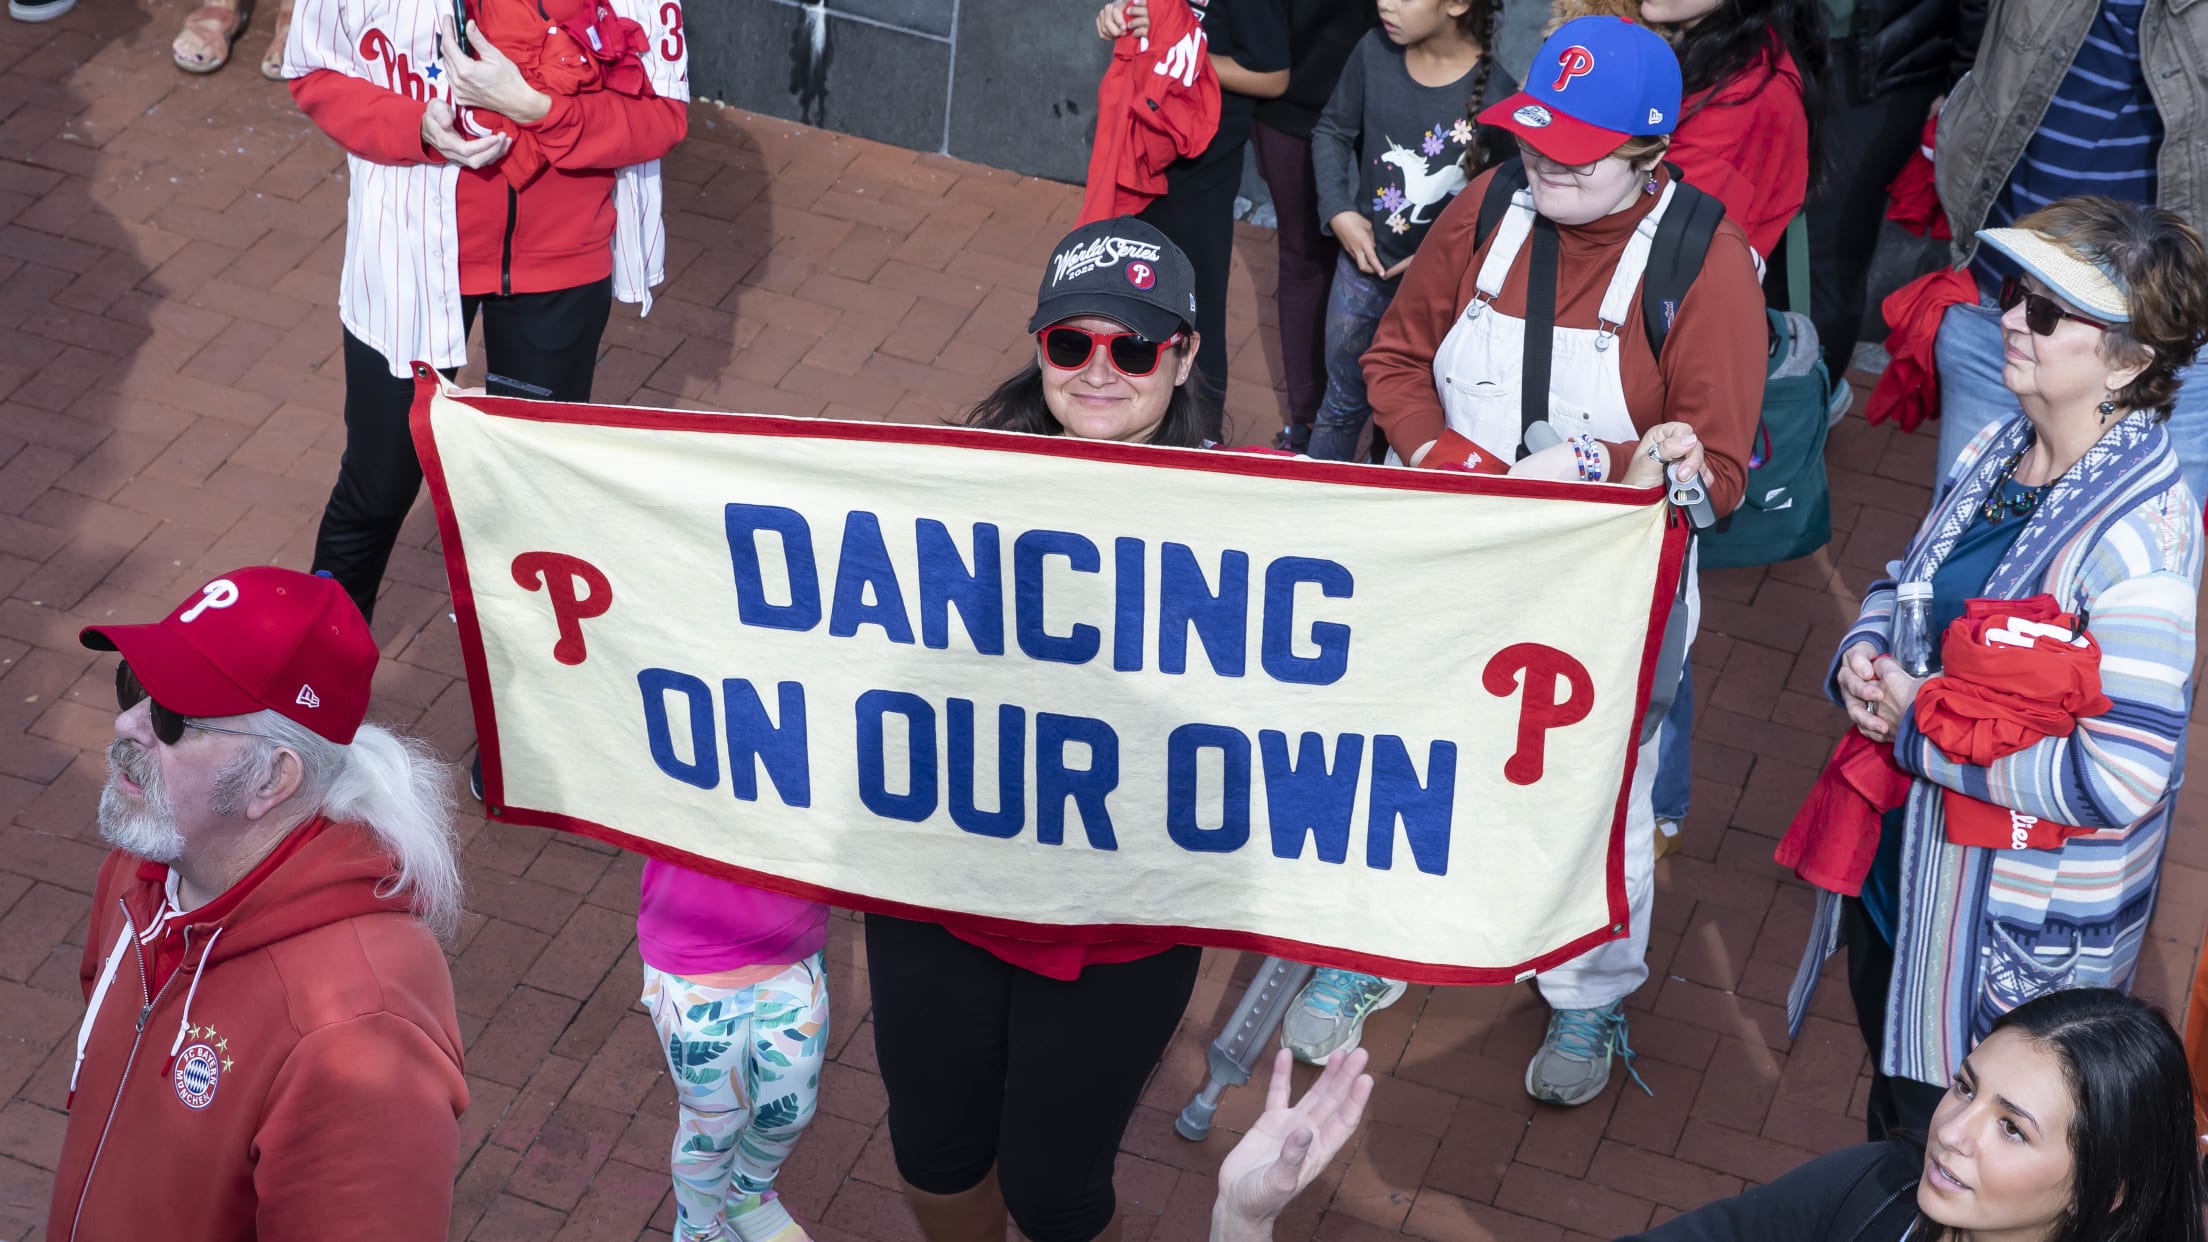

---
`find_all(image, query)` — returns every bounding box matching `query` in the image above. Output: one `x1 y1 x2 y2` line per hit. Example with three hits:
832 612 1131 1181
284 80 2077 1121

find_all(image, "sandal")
259 0 291 79
172 2 243 74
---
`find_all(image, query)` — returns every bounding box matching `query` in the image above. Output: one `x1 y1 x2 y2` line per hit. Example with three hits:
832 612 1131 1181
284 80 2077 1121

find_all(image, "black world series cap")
1027 217 1198 344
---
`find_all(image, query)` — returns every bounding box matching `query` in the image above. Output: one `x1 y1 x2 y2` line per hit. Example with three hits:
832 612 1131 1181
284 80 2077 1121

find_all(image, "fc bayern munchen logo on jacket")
173 1025 232 1110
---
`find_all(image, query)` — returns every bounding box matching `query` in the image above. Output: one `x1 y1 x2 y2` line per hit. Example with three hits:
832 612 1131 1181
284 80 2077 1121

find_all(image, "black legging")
1804 43 1944 371
313 278 613 622
865 913 1200 1242
1138 148 1243 441
1843 895 1948 1143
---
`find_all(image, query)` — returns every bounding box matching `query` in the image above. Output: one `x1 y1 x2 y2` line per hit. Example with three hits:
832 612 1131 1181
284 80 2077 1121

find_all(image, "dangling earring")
1644 171 1659 195
2099 392 2119 425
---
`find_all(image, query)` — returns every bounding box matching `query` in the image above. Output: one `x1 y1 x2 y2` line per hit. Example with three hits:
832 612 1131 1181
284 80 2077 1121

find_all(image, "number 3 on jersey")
658 0 683 60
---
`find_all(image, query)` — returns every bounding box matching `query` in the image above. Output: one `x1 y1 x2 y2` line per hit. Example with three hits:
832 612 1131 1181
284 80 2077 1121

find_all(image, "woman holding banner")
1282 17 1765 1107
863 216 1208 1242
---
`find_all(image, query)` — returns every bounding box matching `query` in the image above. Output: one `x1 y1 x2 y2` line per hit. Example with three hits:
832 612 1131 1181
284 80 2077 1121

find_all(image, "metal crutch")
1175 955 1314 1140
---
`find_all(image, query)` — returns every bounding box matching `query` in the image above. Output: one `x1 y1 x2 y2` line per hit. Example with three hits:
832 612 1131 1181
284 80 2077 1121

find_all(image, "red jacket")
1886 114 1949 240
48 820 467 1242
1078 0 1222 224
1776 732 1911 896
289 0 687 296
1865 266 1977 432
1667 39 1808 260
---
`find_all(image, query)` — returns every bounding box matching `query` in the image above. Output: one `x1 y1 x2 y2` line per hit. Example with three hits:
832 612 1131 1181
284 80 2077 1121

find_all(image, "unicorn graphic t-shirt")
1312 30 1518 273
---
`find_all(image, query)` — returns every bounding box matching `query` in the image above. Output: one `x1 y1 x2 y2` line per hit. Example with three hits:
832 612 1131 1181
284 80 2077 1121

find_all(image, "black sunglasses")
1036 326 1184 378
115 661 269 746
1999 277 2115 337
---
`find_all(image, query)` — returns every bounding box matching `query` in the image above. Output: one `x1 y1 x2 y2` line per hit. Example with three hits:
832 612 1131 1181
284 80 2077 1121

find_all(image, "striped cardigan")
1786 409 2201 1087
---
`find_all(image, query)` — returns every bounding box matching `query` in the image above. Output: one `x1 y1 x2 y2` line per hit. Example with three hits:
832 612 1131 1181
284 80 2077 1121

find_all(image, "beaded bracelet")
1569 433 1604 482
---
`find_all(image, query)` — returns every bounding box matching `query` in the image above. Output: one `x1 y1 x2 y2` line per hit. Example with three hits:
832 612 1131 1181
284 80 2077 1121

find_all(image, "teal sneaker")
1281 969 1407 1063
1525 999 1652 1107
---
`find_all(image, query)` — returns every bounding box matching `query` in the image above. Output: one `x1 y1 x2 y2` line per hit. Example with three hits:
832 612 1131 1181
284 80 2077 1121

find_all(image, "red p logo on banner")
1551 45 1595 91
1482 643 1595 786
512 552 614 666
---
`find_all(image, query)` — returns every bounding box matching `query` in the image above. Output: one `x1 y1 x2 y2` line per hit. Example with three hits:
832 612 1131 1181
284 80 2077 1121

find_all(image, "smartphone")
451 0 473 55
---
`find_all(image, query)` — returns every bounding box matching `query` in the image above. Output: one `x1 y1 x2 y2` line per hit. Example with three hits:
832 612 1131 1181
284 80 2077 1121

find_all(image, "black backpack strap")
1519 216 1560 460
1638 173 1726 360
1475 157 1528 252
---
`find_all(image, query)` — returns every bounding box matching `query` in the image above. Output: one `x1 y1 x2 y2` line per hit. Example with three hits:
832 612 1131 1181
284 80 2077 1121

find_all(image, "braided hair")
1455 0 1503 173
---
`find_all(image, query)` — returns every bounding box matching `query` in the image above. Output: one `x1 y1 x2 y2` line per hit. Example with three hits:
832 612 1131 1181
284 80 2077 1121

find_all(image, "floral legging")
641 954 830 1241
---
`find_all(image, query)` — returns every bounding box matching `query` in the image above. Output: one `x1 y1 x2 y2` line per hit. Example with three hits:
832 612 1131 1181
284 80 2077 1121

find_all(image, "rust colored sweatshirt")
1365 166 1767 516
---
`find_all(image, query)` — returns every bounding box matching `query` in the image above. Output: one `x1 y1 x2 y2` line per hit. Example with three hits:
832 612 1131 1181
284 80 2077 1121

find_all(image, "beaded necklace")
1980 449 2044 524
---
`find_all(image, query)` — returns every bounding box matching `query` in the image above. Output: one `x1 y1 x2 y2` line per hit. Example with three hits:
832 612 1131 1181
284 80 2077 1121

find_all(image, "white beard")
97 739 186 864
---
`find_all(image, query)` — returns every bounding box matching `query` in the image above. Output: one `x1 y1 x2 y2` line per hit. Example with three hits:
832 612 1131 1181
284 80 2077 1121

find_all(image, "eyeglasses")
115 661 271 746
1999 277 2114 336
1037 326 1185 377
1515 140 1601 178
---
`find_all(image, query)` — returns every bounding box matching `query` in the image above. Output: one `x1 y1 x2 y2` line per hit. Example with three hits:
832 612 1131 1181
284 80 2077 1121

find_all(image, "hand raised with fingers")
1213 1047 1375 1239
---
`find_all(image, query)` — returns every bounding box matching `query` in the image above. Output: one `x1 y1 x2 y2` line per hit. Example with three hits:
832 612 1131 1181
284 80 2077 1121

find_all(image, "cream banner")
412 379 1687 984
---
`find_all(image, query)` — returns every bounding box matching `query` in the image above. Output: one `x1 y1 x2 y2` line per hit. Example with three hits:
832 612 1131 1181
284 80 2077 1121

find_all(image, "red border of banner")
408 372 1688 986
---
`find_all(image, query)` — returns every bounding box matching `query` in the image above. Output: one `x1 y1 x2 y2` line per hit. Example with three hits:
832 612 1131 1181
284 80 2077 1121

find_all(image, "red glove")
1418 429 1510 475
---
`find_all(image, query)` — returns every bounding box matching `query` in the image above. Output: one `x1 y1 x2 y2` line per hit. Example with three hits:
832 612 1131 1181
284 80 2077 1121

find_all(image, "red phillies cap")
79 567 378 744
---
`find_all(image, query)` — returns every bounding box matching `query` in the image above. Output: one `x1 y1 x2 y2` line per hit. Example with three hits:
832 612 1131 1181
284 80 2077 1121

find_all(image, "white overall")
1435 183 1702 1011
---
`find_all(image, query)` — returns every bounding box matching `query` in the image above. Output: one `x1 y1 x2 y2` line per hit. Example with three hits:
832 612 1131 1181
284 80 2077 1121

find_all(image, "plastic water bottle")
1891 582 1936 677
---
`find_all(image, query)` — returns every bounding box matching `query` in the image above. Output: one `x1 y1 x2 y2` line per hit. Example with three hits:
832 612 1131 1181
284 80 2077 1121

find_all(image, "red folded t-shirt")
1915 595 2109 850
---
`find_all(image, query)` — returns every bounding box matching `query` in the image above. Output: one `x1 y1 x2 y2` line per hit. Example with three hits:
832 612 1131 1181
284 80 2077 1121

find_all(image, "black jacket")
1251 0 1378 139
1837 0 1988 99
1615 1142 1921 1241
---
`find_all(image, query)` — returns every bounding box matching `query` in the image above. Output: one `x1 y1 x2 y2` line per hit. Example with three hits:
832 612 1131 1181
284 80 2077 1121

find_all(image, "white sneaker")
10 0 76 20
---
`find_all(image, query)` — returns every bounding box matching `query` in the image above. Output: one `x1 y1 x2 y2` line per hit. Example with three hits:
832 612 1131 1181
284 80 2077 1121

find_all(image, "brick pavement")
5 4 2208 1241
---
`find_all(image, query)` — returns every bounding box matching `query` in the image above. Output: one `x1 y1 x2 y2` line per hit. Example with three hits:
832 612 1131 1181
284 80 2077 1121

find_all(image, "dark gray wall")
689 0 1111 183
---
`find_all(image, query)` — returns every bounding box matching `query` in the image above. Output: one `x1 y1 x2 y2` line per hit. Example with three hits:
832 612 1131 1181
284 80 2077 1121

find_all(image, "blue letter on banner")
917 519 1005 655
1260 558 1354 686
855 690 938 822
639 668 719 790
947 699 1024 839
829 511 916 644
723 679 811 807
1259 730 1363 863
1035 713 1119 849
1012 530 1101 665
1167 723 1251 854
725 504 821 631
1159 543 1248 676
1366 736 1457 876
1112 536 1145 672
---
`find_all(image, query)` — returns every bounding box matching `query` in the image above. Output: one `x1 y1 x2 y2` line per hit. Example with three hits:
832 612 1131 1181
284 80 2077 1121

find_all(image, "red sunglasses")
1999 277 2115 336
1036 326 1185 377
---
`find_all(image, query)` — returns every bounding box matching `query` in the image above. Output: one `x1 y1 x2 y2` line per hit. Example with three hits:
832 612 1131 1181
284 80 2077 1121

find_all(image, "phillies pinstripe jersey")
283 0 687 377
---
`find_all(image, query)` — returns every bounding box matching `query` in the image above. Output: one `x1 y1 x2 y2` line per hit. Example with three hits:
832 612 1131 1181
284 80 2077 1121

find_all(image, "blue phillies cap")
1478 17 1683 167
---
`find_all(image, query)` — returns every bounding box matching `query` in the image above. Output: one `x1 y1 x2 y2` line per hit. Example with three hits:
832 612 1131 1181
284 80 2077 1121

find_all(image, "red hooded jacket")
1865 266 1978 432
288 0 687 296
1078 0 1222 224
1666 37 1808 260
48 820 467 1242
